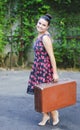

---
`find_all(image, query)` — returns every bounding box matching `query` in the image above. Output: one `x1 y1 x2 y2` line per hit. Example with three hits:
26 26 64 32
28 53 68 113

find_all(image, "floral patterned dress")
27 34 53 94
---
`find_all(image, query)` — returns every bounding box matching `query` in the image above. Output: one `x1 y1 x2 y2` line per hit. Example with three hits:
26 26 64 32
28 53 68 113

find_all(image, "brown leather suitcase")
34 80 77 113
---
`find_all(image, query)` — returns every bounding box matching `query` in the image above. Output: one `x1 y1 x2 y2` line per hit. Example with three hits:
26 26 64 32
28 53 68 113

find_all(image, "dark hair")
41 14 52 25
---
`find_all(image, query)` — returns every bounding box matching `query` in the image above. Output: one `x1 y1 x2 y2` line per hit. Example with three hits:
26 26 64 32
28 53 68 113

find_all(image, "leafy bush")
0 25 7 53
54 38 80 69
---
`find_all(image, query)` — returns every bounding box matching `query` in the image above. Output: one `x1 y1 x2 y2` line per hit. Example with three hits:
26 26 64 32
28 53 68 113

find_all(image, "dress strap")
41 33 50 38
41 33 53 43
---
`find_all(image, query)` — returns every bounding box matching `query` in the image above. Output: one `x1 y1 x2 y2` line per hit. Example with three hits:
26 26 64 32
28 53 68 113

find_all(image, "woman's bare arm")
42 35 59 82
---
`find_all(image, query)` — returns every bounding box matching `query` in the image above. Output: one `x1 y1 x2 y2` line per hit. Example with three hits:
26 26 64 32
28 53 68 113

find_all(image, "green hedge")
54 38 80 69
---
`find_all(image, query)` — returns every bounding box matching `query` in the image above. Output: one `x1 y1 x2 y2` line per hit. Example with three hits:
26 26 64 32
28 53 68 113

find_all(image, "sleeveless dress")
27 34 53 94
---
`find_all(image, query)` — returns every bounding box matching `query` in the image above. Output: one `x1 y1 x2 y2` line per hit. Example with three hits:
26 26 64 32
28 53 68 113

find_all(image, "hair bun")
40 13 52 25
45 14 52 20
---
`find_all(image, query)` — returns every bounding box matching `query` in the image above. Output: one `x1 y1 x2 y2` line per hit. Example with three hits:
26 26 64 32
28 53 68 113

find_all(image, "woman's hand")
53 73 59 83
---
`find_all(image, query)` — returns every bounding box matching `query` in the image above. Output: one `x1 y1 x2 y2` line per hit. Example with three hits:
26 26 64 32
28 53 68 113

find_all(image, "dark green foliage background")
0 0 80 68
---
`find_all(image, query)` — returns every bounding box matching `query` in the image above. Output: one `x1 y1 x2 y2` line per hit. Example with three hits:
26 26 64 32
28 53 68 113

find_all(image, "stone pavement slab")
0 70 80 130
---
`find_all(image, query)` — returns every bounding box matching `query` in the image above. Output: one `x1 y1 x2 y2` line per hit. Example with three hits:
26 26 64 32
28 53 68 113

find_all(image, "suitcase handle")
52 78 74 83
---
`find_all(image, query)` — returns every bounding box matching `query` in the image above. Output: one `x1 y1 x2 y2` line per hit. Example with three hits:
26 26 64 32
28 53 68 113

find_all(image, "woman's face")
36 18 49 33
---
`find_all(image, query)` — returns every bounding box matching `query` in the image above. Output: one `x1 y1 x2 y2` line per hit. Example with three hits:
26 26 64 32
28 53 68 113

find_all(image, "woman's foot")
38 114 50 126
53 117 59 125
51 110 59 126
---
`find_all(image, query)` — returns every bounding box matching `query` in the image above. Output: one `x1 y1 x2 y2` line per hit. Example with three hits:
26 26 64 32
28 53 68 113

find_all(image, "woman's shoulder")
42 33 53 44
41 33 50 40
42 33 52 40
43 32 50 37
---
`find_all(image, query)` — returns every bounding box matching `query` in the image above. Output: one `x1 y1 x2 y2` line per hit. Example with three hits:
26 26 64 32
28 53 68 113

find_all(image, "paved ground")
0 69 80 130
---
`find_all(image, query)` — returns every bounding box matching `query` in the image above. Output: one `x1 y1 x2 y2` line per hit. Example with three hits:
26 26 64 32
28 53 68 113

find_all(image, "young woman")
27 14 59 126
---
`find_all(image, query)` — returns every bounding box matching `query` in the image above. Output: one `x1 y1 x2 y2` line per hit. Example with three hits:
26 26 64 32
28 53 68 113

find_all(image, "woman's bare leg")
51 110 59 125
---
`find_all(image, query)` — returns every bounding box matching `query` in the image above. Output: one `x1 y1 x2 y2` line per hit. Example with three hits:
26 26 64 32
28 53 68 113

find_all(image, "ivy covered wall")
0 0 80 69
